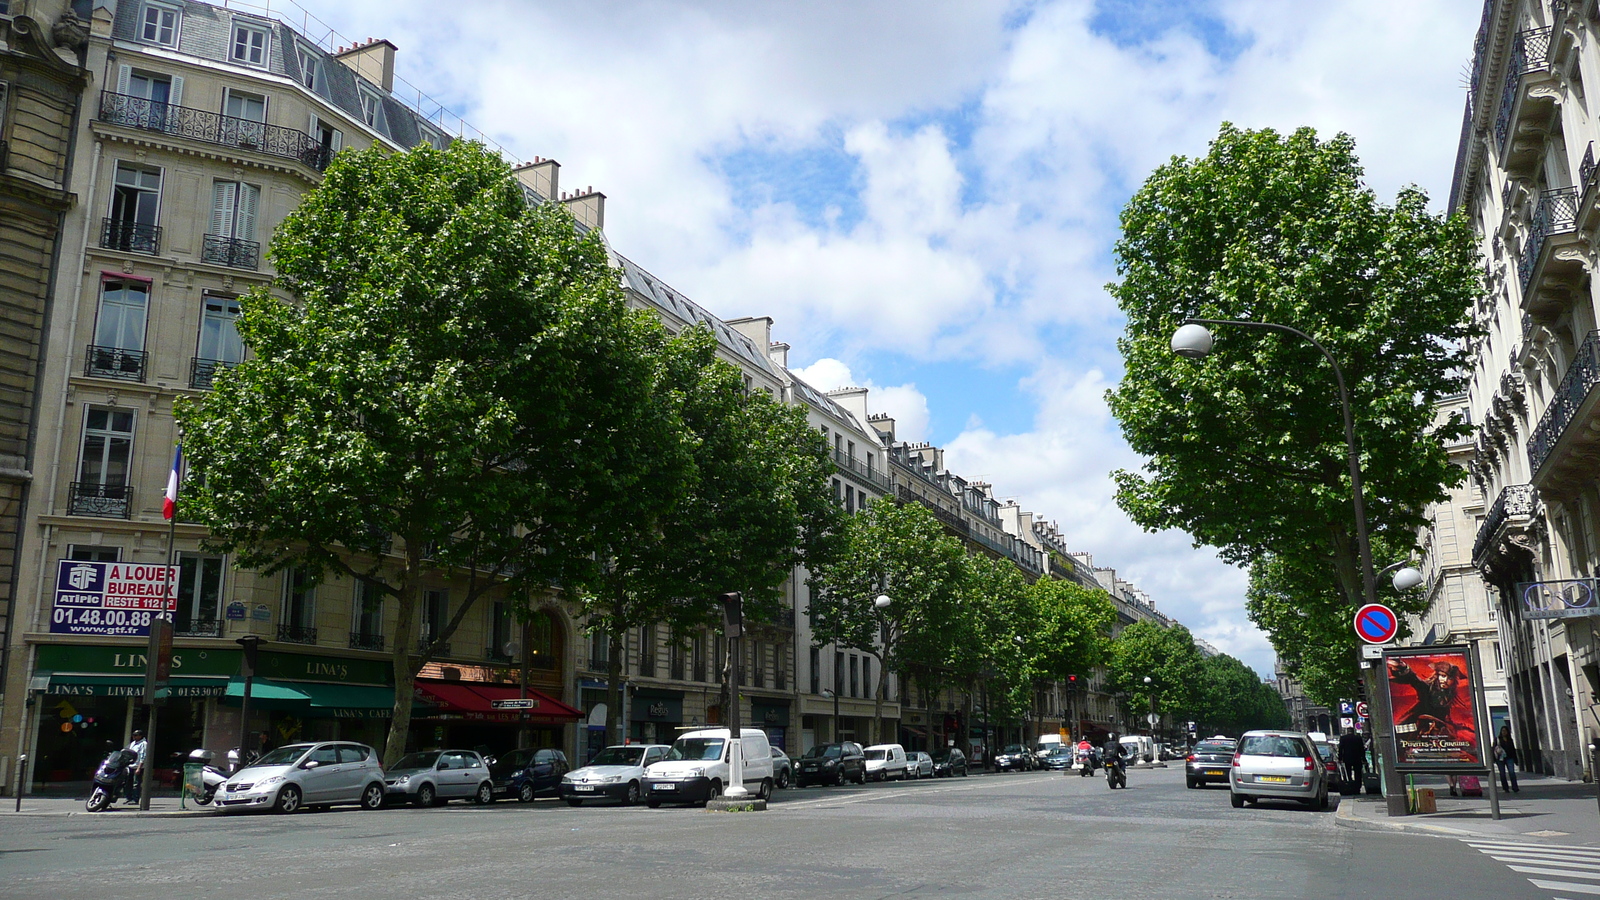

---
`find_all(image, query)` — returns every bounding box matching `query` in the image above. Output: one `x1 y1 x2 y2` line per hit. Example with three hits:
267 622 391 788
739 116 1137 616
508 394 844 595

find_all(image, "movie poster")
1384 646 1485 771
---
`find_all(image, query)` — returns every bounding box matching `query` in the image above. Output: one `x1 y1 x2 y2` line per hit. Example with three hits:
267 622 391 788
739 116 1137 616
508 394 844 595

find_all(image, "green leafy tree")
1105 124 1478 701
1196 653 1291 735
1108 621 1204 732
964 554 1035 744
1022 578 1115 737
178 141 688 765
578 327 841 744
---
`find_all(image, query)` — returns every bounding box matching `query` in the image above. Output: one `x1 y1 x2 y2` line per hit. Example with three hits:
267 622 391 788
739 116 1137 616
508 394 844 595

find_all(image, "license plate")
654 783 675 791
1206 770 1225 776
575 785 594 791
1259 775 1290 783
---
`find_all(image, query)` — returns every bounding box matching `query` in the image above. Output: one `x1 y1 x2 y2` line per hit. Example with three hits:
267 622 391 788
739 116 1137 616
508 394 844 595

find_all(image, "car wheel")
360 783 385 810
565 798 583 807
625 781 641 805
475 782 493 805
758 778 773 801
274 784 302 814
777 769 790 789
415 783 437 808
1186 777 1197 789
1317 789 1330 811
1230 792 1246 809
646 799 661 809
855 769 867 785
699 779 721 807
517 782 535 804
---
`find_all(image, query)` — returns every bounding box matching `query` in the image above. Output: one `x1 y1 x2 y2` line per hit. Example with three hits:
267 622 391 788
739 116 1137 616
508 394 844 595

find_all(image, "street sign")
1355 701 1369 719
1340 717 1353 730
1146 713 1160 726
1354 603 1399 644
490 698 539 710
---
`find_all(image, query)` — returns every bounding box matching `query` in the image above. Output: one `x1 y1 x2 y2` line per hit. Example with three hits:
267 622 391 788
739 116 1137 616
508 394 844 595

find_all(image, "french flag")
162 444 182 520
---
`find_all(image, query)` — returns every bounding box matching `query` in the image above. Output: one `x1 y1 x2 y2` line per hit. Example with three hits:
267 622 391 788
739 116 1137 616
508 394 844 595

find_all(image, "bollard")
13 754 26 813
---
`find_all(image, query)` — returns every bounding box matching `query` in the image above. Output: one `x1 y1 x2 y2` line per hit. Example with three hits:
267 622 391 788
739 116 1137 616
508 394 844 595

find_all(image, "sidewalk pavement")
0 792 212 817
1336 773 1600 844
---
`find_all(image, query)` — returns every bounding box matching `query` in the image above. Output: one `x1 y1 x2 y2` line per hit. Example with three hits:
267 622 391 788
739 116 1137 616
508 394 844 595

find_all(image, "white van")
642 727 774 807
1120 735 1154 764
1034 733 1064 763
863 744 908 781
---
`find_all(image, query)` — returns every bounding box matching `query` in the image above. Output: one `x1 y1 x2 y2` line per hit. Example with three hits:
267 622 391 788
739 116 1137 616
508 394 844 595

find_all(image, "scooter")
1105 755 1127 790
187 749 230 805
86 749 138 811
1076 747 1097 777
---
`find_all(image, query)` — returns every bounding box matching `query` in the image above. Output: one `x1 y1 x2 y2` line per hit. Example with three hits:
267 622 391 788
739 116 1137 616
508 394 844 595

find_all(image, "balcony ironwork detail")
1528 329 1600 476
176 617 221 638
84 344 147 382
190 356 238 389
832 448 891 492
1582 143 1597 198
1473 484 1538 563
349 632 385 651
1496 28 1550 152
100 217 161 255
277 624 318 644
1522 312 1534 342
201 233 260 270
1519 186 1579 294
417 639 450 655
68 481 131 518
97 91 330 171
485 647 513 664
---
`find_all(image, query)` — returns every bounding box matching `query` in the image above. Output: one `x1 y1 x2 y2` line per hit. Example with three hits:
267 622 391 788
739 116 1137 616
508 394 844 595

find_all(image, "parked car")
1034 734 1064 765
1041 745 1074 770
905 751 934 779
559 743 670 806
864 744 909 781
1229 730 1329 810
490 747 570 802
771 747 793 789
643 727 775 807
1185 738 1236 789
384 749 494 807
1313 740 1343 793
212 741 386 814
993 743 1034 772
930 747 968 777
795 742 867 787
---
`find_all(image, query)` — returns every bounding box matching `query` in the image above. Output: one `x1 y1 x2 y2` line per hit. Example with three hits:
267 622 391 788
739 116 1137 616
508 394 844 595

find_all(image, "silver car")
1229 730 1329 810
213 741 387 814
384 749 495 806
905 751 934 779
559 744 670 806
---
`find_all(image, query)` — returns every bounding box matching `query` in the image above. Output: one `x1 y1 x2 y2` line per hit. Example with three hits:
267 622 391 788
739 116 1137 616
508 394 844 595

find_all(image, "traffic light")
719 592 743 637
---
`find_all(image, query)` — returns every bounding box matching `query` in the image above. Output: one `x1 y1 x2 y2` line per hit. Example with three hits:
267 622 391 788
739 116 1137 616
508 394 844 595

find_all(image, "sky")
303 0 1478 676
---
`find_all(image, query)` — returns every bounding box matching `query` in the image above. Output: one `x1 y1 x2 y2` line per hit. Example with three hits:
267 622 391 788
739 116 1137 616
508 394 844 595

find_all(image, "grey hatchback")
1228 730 1329 810
384 749 495 807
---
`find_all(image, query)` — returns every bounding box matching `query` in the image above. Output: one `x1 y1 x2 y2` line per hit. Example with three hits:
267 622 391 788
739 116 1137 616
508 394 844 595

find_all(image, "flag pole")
139 442 181 811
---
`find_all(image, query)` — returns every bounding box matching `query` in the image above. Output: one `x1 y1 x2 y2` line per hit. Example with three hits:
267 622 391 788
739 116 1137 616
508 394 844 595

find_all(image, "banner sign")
1383 645 1486 772
50 561 177 636
1515 579 1600 620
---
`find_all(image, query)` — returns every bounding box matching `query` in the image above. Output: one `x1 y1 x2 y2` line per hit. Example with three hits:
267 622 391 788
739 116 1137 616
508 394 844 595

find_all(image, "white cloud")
792 358 931 444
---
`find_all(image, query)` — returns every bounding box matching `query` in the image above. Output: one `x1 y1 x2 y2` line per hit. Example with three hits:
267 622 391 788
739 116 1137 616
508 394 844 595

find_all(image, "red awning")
413 680 582 724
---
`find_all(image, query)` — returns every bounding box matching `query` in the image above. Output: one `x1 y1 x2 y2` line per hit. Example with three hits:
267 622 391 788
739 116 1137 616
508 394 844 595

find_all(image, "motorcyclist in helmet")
1101 732 1127 771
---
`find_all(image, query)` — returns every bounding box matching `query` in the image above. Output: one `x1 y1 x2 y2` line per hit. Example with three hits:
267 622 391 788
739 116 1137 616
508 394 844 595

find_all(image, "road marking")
1465 839 1600 899
777 774 1051 810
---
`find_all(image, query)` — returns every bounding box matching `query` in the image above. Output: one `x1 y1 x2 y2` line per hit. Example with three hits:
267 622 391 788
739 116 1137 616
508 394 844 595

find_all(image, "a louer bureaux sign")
50 561 177 636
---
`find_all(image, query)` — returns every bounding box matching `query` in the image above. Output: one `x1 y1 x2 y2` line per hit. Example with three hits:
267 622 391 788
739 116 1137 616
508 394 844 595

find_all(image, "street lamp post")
1171 318 1407 817
1143 675 1156 742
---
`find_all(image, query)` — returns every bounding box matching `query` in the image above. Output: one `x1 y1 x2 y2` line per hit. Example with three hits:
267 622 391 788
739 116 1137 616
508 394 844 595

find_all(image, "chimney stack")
335 38 398 93
512 158 560 202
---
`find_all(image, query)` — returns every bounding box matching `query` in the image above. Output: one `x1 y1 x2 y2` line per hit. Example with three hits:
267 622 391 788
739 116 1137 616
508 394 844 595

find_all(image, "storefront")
629 688 682 745
412 679 582 756
750 698 790 751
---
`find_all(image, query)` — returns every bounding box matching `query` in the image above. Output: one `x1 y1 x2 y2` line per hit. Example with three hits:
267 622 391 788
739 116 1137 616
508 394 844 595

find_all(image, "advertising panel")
1383 645 1486 772
50 560 177 636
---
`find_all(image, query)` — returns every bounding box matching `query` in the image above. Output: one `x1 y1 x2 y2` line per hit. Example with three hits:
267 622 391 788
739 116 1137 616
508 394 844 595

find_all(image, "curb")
1333 799 1479 838
705 798 767 812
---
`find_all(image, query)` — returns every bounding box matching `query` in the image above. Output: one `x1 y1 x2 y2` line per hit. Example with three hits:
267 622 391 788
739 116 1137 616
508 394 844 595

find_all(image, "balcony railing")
98 91 330 170
485 647 513 664
1473 484 1538 563
277 624 318 644
190 357 239 389
201 233 260 270
1528 329 1600 476
85 344 147 382
349 632 385 651
1582 143 1598 199
669 659 685 680
832 449 891 492
69 481 131 518
100 218 161 255
175 616 221 637
417 639 450 655
1496 28 1550 152
1519 187 1579 294
639 654 656 678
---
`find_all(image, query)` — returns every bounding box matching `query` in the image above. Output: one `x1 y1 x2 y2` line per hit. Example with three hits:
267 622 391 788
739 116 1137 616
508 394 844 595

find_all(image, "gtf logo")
67 564 97 590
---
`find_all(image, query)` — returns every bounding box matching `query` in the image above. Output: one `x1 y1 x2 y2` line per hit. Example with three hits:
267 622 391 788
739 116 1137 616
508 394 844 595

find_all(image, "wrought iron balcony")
278 624 318 644
99 218 161 255
1496 28 1551 152
485 647 513 664
831 448 891 492
201 233 260 270
98 91 330 171
68 481 131 518
84 344 147 382
417 638 450 655
1528 329 1600 476
1472 484 1538 564
669 659 685 680
190 356 238 389
1519 187 1579 294
639 654 656 678
349 632 385 651
1582 143 1597 198
175 616 221 638
692 662 707 682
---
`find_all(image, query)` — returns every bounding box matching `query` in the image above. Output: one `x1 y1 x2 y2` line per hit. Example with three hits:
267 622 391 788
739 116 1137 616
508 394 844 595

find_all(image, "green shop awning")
222 677 313 711
43 674 228 698
294 683 395 719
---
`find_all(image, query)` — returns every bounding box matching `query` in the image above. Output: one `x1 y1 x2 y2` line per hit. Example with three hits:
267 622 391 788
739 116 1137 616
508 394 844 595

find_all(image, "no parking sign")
1353 603 1399 644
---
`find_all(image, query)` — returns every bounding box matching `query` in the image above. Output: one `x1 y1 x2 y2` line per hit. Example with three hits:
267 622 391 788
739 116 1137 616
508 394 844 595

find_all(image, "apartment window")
863 657 873 699
209 181 260 243
279 569 316 641
77 407 134 490
752 641 766 688
197 293 243 363
810 647 820 694
693 635 706 681
639 624 656 677
669 638 685 680
67 546 121 562
353 579 384 646
835 434 843 455
418 125 449 151
1493 641 1504 671
308 114 343 156
589 628 609 668
846 485 855 514
0 82 10 138
489 600 513 659
296 44 322 91
847 441 856 462
176 553 224 633
849 655 859 698
834 650 844 697
832 479 842 505
139 1 180 46
422 589 448 642
221 89 267 148
231 23 270 67
107 163 162 254
358 87 382 128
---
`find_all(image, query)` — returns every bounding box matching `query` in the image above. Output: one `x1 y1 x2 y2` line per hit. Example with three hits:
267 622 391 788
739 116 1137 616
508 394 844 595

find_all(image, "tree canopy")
1108 620 1205 726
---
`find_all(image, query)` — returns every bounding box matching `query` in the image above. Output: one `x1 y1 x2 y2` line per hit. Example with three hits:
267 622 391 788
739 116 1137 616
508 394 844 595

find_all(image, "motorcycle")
1105 754 1127 790
187 749 230 805
1076 747 1097 777
86 749 138 812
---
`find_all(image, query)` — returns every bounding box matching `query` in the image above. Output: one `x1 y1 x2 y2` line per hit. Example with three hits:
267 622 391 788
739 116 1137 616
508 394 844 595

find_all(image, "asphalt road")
0 764 1557 900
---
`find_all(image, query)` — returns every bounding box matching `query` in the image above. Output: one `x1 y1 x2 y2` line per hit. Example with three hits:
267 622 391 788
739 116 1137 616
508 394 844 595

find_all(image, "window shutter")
210 181 236 238
237 184 259 242
330 128 342 152
308 112 318 135
169 75 183 108
116 65 132 95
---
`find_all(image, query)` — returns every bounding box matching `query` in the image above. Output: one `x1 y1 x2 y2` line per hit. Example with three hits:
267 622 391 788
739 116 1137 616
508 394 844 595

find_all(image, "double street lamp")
1171 318 1409 817
822 593 891 746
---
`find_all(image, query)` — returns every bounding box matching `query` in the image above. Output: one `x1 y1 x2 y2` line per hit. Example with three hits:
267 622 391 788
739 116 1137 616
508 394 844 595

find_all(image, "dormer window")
358 87 381 127
140 1 180 47
296 45 321 91
231 23 270 67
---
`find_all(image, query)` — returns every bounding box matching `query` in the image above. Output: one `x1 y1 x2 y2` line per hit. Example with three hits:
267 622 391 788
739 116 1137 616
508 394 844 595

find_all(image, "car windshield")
933 750 958 762
251 744 311 767
590 747 645 767
865 749 886 760
668 738 725 761
394 751 441 770
1003 744 1025 754
1315 743 1336 760
1195 741 1235 753
803 744 841 759
1240 735 1307 758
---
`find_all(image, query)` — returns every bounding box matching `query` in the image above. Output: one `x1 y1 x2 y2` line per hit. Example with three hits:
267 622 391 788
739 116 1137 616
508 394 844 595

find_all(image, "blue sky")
316 0 1479 674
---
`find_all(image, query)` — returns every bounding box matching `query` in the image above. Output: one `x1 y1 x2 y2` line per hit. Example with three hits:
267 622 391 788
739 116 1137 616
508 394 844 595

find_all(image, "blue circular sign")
1354 603 1398 644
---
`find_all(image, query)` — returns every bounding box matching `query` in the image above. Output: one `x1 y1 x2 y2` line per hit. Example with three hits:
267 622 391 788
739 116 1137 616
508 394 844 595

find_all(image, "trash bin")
183 749 212 809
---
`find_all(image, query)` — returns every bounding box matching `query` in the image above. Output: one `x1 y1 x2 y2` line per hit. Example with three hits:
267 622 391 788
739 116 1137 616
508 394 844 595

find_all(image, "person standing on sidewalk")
1338 728 1365 790
1495 724 1520 793
125 730 148 805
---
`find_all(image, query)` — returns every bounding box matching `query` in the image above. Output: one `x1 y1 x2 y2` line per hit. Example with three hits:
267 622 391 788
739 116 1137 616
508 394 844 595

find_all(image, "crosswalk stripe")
1463 838 1600 899
1509 866 1600 881
1529 881 1600 896
1470 842 1600 855
1492 854 1600 867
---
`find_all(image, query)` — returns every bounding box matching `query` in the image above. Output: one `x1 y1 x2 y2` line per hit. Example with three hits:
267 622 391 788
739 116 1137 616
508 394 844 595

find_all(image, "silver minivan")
213 741 387 814
1229 730 1329 810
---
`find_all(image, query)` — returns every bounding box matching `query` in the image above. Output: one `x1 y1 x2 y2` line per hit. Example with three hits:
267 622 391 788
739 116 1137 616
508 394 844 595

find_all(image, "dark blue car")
489 747 569 802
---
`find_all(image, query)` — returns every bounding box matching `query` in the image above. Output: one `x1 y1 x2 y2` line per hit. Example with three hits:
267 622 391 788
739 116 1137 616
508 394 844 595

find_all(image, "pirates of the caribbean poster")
1383 646 1485 771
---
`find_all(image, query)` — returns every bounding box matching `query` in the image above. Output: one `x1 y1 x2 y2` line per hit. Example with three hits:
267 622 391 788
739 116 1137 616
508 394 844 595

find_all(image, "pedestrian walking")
125 729 148 805
1337 728 1365 788
1495 724 1520 793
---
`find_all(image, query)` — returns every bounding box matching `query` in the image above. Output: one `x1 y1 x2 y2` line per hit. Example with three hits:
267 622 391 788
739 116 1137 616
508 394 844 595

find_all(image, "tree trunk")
962 686 976 760
382 544 423 768
605 610 625 748
872 657 888 746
